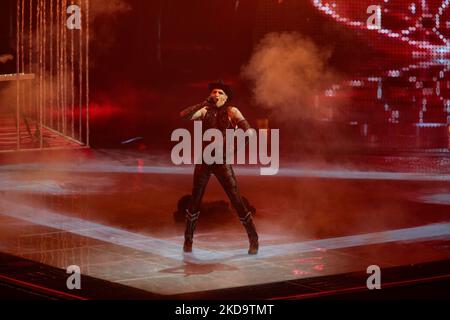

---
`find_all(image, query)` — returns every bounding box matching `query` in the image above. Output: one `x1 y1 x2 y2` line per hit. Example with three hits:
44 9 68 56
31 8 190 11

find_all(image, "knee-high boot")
184 209 200 252
240 212 259 255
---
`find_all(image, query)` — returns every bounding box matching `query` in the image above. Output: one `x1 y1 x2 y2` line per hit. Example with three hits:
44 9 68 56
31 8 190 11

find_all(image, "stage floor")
0 114 82 152
0 149 449 298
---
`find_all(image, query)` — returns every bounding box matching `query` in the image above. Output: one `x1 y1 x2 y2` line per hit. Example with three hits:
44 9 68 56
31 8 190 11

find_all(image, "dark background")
1 0 447 156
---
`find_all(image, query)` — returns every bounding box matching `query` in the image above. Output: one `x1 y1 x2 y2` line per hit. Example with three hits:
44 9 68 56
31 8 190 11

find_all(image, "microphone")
206 96 218 104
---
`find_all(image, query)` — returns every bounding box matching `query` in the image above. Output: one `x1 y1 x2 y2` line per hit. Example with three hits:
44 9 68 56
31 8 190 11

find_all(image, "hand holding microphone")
205 96 218 105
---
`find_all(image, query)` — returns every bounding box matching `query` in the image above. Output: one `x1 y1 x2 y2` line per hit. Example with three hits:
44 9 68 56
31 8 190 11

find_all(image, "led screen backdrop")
1 0 449 153
310 0 450 151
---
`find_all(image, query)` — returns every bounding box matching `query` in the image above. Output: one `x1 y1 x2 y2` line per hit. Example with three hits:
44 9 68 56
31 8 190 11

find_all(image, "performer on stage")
179 80 259 255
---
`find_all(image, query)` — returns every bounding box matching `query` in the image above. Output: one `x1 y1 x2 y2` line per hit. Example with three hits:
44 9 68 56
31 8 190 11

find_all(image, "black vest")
203 105 233 135
202 106 233 160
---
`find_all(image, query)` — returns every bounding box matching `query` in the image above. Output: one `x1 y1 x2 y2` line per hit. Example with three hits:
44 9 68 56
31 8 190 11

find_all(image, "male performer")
179 80 259 255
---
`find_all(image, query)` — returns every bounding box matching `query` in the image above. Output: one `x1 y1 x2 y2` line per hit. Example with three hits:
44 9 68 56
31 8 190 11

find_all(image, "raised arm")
180 101 208 120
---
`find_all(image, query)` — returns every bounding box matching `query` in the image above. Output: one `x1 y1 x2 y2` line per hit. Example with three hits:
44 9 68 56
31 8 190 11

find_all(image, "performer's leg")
213 164 259 254
189 164 211 213
184 164 211 252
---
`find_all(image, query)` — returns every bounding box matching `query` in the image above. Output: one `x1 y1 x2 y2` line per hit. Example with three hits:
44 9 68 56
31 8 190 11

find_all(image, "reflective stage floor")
0 149 449 299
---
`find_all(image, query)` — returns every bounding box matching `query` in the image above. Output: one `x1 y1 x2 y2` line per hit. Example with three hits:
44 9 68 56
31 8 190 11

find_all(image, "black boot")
240 212 259 255
184 209 200 253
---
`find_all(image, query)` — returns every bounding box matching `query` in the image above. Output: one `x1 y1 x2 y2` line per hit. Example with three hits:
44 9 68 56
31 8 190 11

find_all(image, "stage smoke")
242 32 344 121
89 0 131 21
88 0 132 63
0 54 14 64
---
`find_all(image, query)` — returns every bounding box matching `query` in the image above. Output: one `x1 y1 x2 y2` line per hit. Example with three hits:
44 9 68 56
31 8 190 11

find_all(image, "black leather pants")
189 163 249 218
184 163 259 254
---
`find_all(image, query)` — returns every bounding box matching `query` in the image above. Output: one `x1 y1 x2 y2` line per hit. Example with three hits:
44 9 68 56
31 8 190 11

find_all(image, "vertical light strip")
20 0 25 132
50 0 54 129
57 0 61 133
79 0 83 142
43 0 47 131
71 6 75 139
29 0 33 125
39 0 43 148
16 0 21 150
62 0 67 136
85 0 90 147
